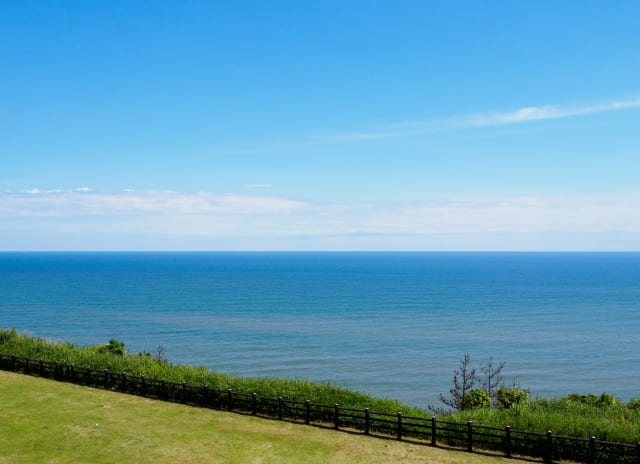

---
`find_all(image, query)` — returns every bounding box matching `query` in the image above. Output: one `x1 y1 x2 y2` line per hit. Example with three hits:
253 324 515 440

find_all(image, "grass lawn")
0 371 522 464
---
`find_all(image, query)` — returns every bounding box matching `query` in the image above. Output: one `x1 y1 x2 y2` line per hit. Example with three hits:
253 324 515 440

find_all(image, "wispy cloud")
322 96 640 142
462 97 640 127
243 184 273 189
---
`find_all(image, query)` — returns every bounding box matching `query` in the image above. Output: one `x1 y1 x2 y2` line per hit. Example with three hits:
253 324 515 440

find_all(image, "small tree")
439 353 478 410
480 357 505 407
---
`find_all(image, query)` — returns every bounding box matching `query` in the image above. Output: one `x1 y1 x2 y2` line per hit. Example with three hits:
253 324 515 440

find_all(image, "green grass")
0 371 516 464
2 328 639 445
448 397 640 444
0 328 421 415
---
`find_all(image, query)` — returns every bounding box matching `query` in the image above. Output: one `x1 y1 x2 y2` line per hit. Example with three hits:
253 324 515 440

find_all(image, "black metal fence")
1 353 639 464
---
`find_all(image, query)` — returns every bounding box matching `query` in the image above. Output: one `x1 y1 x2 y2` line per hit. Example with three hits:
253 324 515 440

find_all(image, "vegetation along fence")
1 353 639 464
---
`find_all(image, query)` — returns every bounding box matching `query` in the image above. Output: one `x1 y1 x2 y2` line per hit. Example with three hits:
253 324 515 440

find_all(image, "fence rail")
1 353 639 464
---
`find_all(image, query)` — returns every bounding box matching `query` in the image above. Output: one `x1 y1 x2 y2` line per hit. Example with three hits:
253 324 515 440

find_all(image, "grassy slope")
0 329 421 416
1 329 638 444
0 371 516 464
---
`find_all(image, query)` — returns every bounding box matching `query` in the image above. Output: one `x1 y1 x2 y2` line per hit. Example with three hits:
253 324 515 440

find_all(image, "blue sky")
1 1 639 250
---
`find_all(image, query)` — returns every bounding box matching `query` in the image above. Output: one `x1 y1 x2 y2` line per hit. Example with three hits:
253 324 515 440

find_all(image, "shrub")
598 392 617 406
497 385 530 409
628 398 640 410
463 389 490 410
567 393 599 406
90 339 126 356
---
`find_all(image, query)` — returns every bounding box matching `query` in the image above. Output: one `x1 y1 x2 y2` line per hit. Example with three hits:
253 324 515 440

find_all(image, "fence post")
202 385 209 407
11 355 16 371
103 369 109 388
121 372 127 391
278 397 283 420
39 359 44 376
25 357 30 373
544 430 553 464
182 382 187 403
54 362 60 379
431 416 437 446
252 393 257 415
467 421 473 452
227 389 233 411
364 408 370 435
70 364 75 381
588 436 596 464
141 376 146 396
504 426 512 458
636 442 640 464
334 404 340 430
305 400 311 425
397 412 403 441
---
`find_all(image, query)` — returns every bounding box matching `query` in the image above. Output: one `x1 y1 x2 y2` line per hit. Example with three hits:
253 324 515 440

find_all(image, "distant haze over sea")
1 252 638 408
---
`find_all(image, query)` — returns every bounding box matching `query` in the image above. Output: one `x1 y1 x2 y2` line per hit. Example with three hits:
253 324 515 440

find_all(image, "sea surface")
1 252 638 408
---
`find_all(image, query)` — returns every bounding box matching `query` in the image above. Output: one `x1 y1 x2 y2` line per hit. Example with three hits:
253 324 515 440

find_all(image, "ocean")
1 252 638 408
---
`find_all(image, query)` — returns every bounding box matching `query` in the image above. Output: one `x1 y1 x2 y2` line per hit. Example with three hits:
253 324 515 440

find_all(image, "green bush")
628 398 640 410
598 392 617 406
90 339 125 356
497 385 530 409
567 393 599 405
463 389 490 410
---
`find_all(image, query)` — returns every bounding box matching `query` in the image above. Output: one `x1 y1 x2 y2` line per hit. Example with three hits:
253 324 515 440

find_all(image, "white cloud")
2 189 640 250
0 189 309 218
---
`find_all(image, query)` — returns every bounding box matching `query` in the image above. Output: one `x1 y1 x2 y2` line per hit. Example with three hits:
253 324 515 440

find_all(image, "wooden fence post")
202 385 209 406
227 389 233 411
182 382 187 403
505 426 512 458
431 416 437 446
252 393 257 415
305 400 311 425
278 397 283 420
39 359 44 376
334 404 340 430
588 436 596 464
544 430 553 464
635 442 640 464
397 412 403 440
103 369 109 388
467 421 473 452
121 372 127 391
364 408 370 435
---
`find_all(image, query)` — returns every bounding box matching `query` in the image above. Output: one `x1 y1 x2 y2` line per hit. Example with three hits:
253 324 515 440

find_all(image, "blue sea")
1 252 638 408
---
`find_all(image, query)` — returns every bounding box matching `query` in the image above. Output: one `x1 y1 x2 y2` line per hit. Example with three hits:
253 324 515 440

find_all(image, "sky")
1 1 639 251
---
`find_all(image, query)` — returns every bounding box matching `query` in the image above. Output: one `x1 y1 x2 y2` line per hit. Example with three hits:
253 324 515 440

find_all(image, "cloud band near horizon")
2 189 639 241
